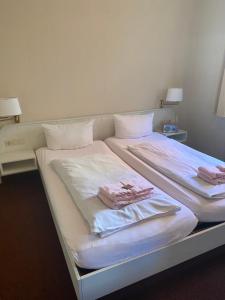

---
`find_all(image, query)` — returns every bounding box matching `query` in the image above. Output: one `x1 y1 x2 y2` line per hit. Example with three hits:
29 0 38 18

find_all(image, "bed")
36 141 197 270
3 110 225 300
105 134 225 222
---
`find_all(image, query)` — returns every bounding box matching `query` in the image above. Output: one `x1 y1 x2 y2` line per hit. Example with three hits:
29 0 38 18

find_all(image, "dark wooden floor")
1 172 225 300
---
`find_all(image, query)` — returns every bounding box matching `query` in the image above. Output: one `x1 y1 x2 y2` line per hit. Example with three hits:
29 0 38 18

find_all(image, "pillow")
114 113 154 139
42 120 94 150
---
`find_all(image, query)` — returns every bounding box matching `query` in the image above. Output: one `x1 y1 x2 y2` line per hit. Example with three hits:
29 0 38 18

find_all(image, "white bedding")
105 136 225 222
36 141 197 269
51 154 180 237
128 137 225 199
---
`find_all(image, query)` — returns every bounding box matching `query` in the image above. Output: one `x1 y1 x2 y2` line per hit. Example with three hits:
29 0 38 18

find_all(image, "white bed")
4 110 225 300
36 140 197 270
105 135 225 222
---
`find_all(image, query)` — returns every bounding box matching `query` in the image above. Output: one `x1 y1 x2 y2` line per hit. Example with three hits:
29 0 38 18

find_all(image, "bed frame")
1 108 225 300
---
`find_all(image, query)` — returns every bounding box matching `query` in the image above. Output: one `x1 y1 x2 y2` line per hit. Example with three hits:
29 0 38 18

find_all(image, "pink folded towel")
198 172 225 185
98 179 154 209
99 179 153 201
99 189 152 202
198 166 225 180
98 191 153 210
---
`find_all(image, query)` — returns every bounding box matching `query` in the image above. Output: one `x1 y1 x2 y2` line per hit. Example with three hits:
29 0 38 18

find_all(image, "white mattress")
36 141 197 269
105 136 225 222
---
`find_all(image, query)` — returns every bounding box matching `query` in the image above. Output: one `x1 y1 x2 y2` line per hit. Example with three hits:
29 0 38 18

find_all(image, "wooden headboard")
0 108 175 154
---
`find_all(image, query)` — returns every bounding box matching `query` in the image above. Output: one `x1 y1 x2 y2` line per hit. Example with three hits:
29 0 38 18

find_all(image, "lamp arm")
0 115 20 123
0 116 13 121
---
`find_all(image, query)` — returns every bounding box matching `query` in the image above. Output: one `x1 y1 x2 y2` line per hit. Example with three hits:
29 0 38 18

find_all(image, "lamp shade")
0 98 22 117
166 88 183 102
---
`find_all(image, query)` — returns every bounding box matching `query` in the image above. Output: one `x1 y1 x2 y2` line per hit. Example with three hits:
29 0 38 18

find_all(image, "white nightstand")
0 150 37 181
158 129 188 143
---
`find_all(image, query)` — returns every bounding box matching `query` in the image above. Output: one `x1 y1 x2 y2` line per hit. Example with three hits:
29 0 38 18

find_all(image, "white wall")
179 0 225 159
0 0 194 122
2 1 225 160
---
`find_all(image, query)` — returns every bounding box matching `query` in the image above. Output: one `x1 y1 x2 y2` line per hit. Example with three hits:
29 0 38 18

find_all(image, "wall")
179 0 225 159
0 0 194 122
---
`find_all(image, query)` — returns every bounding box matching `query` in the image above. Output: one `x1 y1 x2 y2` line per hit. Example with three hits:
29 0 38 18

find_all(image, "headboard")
0 108 175 154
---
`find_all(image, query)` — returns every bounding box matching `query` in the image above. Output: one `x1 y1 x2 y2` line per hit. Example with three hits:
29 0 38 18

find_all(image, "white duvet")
128 135 225 199
51 154 180 237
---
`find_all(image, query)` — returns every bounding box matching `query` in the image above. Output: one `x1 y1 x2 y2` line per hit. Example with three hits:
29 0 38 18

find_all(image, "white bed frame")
1 108 225 300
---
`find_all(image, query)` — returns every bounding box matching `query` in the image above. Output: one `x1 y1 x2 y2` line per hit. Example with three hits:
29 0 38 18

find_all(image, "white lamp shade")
0 98 22 117
166 88 183 102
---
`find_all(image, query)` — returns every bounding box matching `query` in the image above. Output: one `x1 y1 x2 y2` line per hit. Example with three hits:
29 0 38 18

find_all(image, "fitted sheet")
36 141 197 269
105 135 225 222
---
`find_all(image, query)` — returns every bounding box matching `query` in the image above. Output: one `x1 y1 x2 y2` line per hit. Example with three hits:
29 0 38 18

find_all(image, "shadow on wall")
178 0 225 160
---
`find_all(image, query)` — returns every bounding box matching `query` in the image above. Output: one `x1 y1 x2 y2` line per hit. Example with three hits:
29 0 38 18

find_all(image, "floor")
1 172 225 300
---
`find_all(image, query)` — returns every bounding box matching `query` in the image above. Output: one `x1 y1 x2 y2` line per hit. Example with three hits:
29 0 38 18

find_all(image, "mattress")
36 141 197 269
105 135 225 222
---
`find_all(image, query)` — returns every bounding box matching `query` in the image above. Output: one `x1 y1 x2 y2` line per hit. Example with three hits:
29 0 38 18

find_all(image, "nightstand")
0 150 37 182
158 129 188 143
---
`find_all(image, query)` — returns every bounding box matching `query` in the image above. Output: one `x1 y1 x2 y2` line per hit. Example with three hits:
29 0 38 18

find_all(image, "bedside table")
0 150 37 182
158 129 188 143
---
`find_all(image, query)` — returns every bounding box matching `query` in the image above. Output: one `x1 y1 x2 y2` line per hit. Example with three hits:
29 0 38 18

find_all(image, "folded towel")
217 165 225 173
198 172 225 185
98 178 154 209
99 179 154 203
98 190 154 209
99 189 153 202
198 166 225 180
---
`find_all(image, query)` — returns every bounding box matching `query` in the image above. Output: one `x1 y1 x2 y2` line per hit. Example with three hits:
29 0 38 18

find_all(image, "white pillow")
114 113 154 139
42 120 94 150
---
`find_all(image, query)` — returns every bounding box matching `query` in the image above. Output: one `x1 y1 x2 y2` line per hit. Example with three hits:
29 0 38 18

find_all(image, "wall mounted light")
160 88 183 108
0 98 22 123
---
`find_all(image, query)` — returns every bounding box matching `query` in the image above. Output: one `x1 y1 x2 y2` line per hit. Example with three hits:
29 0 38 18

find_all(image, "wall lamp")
0 98 22 123
160 88 183 108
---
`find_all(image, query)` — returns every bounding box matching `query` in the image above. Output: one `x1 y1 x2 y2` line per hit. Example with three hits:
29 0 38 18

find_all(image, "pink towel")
98 179 154 209
198 167 225 180
99 179 153 202
198 172 225 185
99 187 153 201
98 190 154 210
